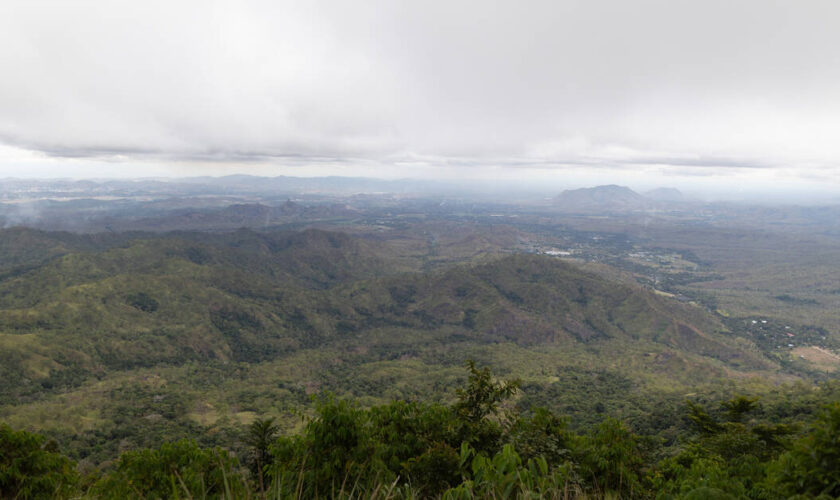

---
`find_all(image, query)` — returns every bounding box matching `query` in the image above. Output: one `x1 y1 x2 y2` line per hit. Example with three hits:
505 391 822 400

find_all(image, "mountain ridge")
0 227 779 401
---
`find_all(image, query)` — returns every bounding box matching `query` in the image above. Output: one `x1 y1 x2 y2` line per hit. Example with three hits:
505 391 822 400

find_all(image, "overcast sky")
0 0 838 195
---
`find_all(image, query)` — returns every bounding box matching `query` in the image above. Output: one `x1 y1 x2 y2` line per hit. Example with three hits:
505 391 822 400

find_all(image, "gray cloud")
0 0 839 183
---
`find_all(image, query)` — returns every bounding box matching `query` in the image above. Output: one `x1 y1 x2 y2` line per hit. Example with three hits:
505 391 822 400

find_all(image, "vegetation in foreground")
3 362 840 499
1 227 798 468
0 226 837 498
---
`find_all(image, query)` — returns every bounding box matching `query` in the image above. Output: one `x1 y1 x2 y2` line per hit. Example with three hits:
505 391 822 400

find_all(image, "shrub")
92 439 245 499
0 424 79 499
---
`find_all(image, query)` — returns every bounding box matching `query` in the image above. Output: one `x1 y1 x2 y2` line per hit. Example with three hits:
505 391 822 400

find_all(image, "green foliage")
686 401 723 435
368 400 455 478
267 363 547 497
1 226 838 497
454 360 519 424
722 395 759 424
453 360 519 454
653 450 750 498
244 417 279 491
0 225 788 469
0 193 837 497
507 407 573 465
405 442 461 496
653 396 798 499
580 417 645 497
771 402 840 497
0 423 78 499
269 396 382 497
92 439 246 499
443 443 574 500
3 364 840 499
126 291 159 312
0 228 744 407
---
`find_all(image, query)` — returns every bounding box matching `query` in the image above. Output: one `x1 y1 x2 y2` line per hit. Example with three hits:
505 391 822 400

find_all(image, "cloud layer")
1 0 839 183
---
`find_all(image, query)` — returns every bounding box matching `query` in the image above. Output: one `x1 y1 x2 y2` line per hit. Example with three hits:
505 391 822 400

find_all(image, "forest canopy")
2 362 840 499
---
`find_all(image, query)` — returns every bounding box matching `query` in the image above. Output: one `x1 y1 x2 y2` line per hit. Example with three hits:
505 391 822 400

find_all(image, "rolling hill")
0 226 790 462
554 185 650 213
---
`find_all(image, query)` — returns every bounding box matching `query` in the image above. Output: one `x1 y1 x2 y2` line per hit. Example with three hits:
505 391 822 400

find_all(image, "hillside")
0 227 791 464
554 185 650 212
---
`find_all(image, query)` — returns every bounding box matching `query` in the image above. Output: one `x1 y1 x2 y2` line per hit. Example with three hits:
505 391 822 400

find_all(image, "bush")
771 402 840 497
92 439 246 499
579 418 645 497
269 396 382 497
0 424 79 499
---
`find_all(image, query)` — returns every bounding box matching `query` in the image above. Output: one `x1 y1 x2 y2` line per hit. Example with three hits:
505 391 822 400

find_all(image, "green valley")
0 186 838 498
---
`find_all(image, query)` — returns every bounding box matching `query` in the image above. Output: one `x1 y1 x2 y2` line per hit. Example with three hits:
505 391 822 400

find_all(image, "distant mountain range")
0 175 545 202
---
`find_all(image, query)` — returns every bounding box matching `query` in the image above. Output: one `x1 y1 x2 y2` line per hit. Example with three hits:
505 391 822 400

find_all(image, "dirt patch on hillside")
793 346 840 371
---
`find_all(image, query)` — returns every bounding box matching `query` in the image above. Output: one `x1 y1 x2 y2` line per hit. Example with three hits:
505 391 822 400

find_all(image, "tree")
771 402 840 497
686 401 723 435
269 396 381 497
245 417 279 495
0 424 78 499
453 360 519 454
92 439 245 499
454 360 519 424
508 407 573 466
721 395 759 424
368 400 455 481
580 418 644 497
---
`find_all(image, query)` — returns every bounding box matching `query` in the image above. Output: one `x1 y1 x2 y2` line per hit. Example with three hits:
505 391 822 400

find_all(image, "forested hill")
0 225 812 494
1 227 775 406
